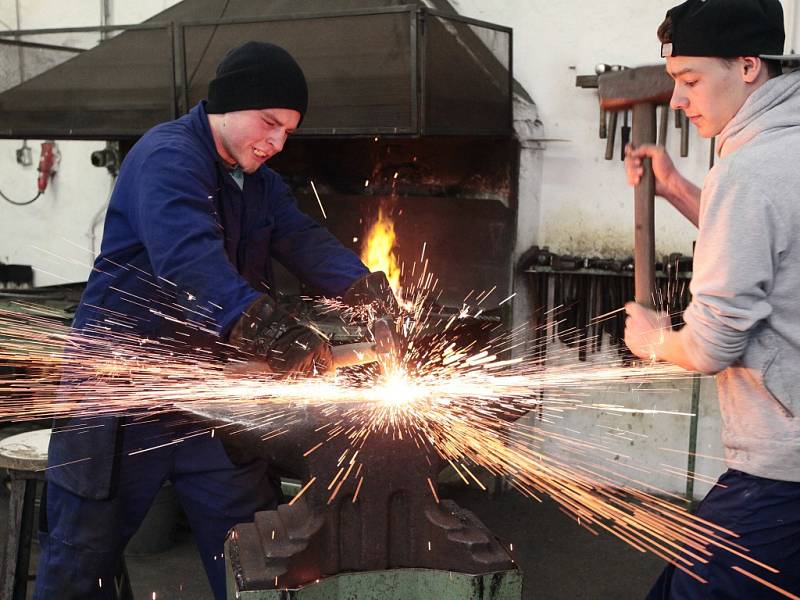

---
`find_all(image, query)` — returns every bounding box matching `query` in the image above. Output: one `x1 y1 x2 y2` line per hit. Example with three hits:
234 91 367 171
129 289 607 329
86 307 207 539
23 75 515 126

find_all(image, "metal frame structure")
0 38 84 54
177 6 420 136
421 8 513 135
0 22 177 139
0 6 512 139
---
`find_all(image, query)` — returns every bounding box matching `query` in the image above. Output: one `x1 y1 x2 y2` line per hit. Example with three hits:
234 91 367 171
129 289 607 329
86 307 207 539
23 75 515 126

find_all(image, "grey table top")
0 428 50 471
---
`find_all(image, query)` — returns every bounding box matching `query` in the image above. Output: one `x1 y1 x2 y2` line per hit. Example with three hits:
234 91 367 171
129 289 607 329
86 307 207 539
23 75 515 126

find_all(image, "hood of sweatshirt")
717 69 800 159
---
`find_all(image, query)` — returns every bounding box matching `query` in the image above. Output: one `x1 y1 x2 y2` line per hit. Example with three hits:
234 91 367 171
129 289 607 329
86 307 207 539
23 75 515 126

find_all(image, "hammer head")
598 65 674 111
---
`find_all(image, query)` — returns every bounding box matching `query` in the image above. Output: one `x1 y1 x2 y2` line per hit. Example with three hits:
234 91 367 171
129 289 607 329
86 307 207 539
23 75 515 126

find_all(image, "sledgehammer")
598 65 673 309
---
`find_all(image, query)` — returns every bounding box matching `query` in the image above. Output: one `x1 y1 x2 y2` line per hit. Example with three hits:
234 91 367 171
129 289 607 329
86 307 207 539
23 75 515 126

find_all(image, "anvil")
189 400 520 597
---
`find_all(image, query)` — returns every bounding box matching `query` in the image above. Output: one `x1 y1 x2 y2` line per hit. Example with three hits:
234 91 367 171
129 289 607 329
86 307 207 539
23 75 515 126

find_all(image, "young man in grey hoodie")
623 0 800 597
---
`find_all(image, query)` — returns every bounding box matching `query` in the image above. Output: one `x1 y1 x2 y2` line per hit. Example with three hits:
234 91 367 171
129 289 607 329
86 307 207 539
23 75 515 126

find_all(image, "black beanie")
206 41 308 120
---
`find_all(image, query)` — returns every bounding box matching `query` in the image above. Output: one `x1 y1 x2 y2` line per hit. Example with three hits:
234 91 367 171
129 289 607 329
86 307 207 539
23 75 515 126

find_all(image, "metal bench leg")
1 475 38 600
2 477 133 600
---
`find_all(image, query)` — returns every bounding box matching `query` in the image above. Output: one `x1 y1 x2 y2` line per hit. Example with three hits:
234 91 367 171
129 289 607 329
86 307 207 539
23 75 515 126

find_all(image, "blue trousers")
33 415 279 600
647 469 800 599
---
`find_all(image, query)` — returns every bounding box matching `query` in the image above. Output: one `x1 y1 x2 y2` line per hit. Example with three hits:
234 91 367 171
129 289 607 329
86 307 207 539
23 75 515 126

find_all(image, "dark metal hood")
0 0 512 139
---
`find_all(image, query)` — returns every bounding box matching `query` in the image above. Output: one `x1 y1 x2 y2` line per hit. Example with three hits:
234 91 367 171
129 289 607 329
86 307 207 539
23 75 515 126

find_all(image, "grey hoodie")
682 69 800 482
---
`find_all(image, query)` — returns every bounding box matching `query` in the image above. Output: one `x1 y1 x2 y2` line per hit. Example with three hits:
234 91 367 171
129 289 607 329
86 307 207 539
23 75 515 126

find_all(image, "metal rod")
0 5 460 37
14 0 24 84
177 5 422 28
709 136 716 169
680 111 689 157
685 373 701 504
598 108 606 138
225 342 379 377
604 111 618 160
0 128 426 142
0 22 169 36
100 0 111 41
658 105 669 146
331 342 378 368
175 24 189 117
507 23 514 134
620 110 630 161
0 38 82 53
167 23 178 119
412 7 422 134
422 7 513 32
295 127 419 137
632 103 657 307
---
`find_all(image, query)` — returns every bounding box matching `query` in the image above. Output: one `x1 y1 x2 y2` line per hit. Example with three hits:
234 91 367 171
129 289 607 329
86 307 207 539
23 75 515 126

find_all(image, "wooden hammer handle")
632 103 657 308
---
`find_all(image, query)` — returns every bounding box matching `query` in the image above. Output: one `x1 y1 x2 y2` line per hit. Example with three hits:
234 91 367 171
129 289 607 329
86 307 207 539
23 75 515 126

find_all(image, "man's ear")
741 56 763 83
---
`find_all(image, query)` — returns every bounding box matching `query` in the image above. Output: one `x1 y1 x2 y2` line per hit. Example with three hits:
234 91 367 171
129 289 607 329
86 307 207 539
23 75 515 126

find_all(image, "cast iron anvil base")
225 567 523 599
189 401 519 595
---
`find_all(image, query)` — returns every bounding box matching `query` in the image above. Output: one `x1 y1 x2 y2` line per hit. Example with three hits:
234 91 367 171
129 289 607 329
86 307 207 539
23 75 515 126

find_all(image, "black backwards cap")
206 41 308 121
660 0 798 61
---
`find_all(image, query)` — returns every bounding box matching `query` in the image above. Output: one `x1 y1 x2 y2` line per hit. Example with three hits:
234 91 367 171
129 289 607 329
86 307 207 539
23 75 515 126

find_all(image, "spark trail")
0 273 791 597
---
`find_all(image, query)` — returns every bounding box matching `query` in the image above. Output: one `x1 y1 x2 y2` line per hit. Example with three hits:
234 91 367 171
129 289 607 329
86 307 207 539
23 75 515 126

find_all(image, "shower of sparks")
0 261 790 596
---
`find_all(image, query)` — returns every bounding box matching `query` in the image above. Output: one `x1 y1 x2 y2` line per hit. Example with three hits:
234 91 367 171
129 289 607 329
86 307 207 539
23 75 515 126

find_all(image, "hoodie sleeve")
681 157 785 374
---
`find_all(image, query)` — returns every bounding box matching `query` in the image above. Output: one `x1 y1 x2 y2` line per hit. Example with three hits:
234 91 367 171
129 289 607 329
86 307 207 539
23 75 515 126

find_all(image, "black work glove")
342 271 400 318
344 272 404 370
228 295 333 377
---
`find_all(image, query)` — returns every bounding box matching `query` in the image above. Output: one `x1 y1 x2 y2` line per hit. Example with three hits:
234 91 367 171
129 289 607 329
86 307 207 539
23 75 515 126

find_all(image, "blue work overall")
34 101 367 599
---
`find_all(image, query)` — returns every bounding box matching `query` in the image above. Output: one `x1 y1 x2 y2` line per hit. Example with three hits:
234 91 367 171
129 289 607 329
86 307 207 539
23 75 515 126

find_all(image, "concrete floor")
1 423 665 599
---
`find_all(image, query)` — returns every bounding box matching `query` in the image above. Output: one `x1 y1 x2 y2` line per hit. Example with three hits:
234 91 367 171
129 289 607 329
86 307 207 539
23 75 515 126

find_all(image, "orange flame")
361 205 402 299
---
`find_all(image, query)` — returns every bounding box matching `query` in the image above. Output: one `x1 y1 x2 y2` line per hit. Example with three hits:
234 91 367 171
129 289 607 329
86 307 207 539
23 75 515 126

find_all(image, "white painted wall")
0 0 181 285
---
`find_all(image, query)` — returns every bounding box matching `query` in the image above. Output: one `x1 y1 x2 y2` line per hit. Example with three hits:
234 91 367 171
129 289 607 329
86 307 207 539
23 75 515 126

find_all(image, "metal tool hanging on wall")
582 66 672 162
595 63 612 139
592 64 628 159
579 64 722 166
578 66 691 162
